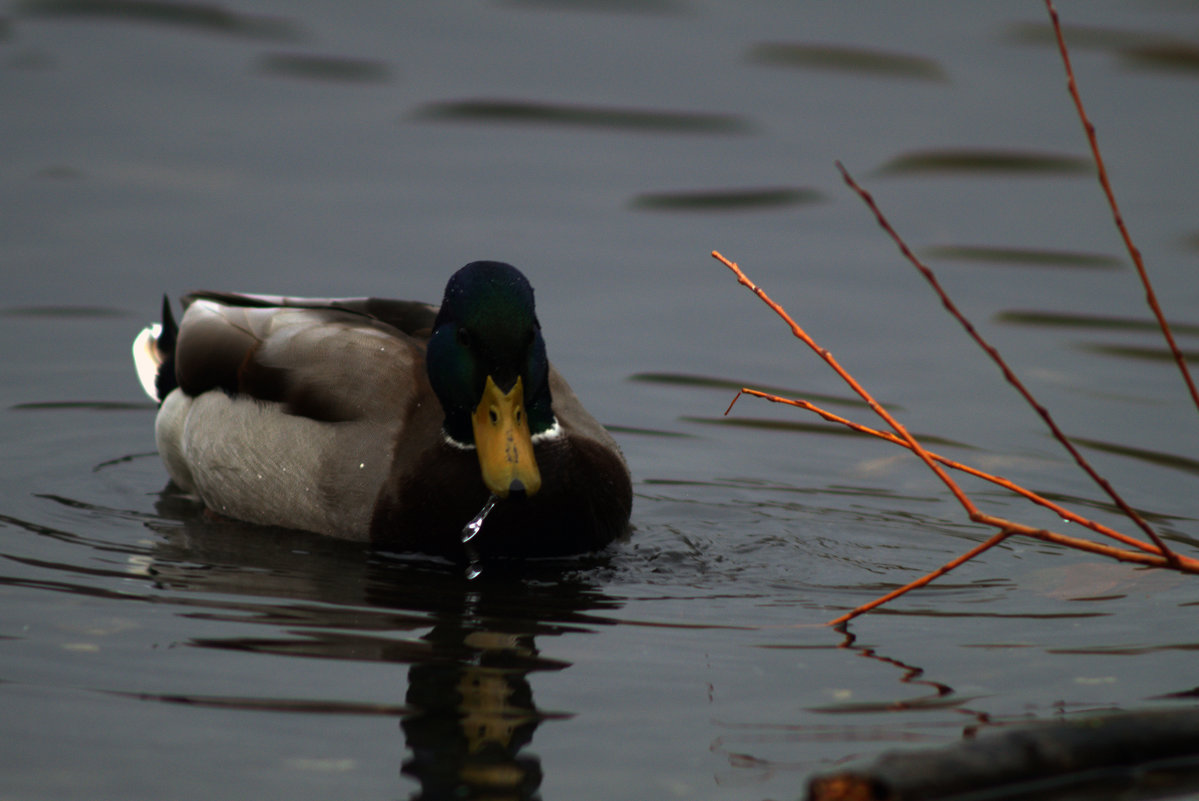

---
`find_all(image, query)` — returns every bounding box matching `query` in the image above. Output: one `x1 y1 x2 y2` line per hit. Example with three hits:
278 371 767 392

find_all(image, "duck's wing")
174 294 434 424
182 291 439 337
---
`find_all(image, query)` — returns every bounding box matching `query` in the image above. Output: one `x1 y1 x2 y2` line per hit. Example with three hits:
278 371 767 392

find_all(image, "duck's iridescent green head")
426 261 554 497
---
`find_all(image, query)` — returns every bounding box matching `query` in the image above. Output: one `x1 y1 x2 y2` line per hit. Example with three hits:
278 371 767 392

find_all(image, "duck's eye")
457 327 471 348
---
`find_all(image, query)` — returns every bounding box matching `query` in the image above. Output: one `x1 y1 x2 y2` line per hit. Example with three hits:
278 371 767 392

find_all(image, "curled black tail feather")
155 295 179 402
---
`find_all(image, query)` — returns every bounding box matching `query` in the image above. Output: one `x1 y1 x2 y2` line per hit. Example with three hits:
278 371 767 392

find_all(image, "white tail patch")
132 323 163 401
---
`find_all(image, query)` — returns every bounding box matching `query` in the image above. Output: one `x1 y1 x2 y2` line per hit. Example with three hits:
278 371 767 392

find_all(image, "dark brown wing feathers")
173 293 433 423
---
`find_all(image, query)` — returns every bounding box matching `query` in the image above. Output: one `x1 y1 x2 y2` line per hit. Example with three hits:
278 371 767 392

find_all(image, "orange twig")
1028 527 1198 572
1046 0 1199 417
712 251 978 517
731 387 1199 569
834 162 1179 567
826 532 1013 627
714 249 1197 623
714 3 1196 625
713 251 1032 623
826 522 1199 628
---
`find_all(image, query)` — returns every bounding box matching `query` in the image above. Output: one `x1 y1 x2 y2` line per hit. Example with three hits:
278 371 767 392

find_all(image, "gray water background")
3 2 1199 799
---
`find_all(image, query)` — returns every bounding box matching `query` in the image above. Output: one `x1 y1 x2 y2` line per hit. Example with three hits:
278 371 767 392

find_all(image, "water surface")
3 2 1199 799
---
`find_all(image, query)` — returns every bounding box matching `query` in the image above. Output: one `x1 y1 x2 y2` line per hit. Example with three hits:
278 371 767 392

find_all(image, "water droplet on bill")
461 494 499 579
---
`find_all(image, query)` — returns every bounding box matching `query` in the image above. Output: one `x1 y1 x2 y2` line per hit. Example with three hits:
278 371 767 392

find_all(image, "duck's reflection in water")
140 493 618 801
403 620 561 799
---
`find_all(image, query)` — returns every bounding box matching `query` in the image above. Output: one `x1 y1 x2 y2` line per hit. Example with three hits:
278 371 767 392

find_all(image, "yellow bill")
471 375 542 498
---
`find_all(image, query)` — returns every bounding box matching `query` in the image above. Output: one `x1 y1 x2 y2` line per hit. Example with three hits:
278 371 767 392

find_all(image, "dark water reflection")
415 98 752 135
925 245 1124 270
15 0 299 40
401 609 558 799
746 41 948 82
1009 20 1199 75
876 148 1092 176
630 186 822 212
13 489 622 800
994 311 1199 335
148 501 621 801
256 52 392 85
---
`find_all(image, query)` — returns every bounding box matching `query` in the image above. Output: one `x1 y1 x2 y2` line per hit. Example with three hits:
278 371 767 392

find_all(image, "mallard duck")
132 261 633 558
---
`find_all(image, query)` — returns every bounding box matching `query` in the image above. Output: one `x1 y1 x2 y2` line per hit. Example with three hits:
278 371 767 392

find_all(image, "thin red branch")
827 519 1199 626
714 251 1053 622
713 3 1196 624
712 251 981 518
1030 527 1199 572
826 532 1013 627
1046 0 1199 417
834 162 1179 567
715 248 1196 623
734 387 1199 568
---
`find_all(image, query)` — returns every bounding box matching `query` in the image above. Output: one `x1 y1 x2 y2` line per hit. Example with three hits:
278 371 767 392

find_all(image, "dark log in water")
807 709 1199 801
